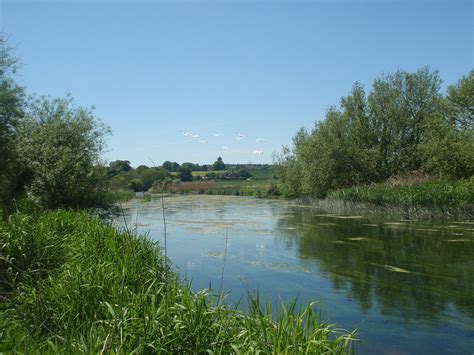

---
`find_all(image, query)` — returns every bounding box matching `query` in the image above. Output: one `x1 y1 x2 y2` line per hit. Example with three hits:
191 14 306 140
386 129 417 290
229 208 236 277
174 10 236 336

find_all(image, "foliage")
0 35 25 210
129 178 144 192
108 165 170 192
0 211 354 353
276 68 473 198
162 160 181 172
328 177 474 210
213 157 226 171
14 95 110 209
105 190 135 203
421 70 474 178
177 165 193 182
107 160 132 177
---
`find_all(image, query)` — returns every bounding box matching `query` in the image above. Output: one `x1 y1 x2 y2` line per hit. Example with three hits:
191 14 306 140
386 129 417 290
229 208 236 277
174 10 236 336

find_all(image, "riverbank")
323 177 474 219
150 177 474 219
0 210 354 353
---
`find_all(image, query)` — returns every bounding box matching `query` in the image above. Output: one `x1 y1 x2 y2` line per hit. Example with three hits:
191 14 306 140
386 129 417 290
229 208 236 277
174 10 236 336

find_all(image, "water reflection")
276 208 474 322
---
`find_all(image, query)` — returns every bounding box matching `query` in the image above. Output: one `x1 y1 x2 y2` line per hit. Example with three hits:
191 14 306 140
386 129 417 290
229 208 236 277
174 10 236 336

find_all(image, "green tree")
367 67 442 177
422 71 474 178
177 166 193 182
16 95 111 209
139 167 170 190
108 160 132 177
275 67 446 197
0 35 25 210
129 178 143 192
213 157 225 171
162 161 180 172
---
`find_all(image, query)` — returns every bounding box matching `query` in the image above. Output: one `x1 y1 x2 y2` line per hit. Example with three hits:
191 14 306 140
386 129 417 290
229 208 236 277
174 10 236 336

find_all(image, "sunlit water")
117 195 474 354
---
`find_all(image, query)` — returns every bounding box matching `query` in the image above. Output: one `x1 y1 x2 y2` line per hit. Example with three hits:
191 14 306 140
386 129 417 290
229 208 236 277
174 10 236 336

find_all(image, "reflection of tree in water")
275 208 474 322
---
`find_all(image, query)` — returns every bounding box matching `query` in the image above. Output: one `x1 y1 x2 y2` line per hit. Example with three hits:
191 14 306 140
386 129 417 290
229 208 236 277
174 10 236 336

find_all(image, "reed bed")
0 210 354 353
326 178 474 219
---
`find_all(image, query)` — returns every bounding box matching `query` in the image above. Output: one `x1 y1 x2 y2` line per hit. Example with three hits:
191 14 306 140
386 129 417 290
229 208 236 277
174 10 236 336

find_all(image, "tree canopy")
15 95 111 209
275 68 474 197
0 35 25 209
213 157 226 171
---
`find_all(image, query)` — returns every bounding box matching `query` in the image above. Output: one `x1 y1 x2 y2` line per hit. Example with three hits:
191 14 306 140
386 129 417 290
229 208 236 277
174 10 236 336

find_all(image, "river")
118 195 474 354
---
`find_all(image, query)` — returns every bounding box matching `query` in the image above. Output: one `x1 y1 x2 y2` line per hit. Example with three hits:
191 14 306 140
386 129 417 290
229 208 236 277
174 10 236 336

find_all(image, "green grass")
106 189 136 203
328 177 474 211
0 210 354 353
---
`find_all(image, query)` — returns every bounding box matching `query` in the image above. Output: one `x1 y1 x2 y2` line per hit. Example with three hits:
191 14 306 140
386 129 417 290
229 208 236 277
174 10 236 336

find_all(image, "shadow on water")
278 209 474 319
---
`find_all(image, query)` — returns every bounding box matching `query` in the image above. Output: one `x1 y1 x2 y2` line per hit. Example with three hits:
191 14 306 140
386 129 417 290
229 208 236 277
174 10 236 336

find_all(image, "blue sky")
1 0 472 166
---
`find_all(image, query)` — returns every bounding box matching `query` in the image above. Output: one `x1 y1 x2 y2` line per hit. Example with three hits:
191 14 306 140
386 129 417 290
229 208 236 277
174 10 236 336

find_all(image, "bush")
15 95 110 209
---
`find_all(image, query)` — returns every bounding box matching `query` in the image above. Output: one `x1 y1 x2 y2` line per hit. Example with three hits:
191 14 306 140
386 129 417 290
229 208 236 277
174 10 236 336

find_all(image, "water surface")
118 195 474 354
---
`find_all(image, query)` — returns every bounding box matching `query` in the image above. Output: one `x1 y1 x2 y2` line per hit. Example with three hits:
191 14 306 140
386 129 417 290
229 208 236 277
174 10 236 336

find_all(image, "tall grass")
0 211 355 353
327 177 474 217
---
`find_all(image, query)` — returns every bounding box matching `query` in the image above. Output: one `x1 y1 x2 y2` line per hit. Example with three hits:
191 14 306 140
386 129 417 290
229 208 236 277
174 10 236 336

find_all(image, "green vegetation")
0 35 112 213
0 211 354 353
0 35 25 210
177 165 193 182
275 68 474 212
213 156 226 171
328 177 474 213
108 161 171 193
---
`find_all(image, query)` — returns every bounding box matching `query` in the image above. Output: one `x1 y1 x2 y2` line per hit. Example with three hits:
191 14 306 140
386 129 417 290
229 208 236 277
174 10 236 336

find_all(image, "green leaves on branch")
15 95 111 209
275 67 474 197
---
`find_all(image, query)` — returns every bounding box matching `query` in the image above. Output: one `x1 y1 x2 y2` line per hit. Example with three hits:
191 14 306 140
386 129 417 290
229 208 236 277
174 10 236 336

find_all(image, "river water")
118 195 474 354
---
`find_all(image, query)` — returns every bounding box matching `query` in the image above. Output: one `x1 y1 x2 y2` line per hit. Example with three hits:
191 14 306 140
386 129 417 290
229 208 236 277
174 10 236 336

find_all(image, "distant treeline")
275 67 474 198
107 158 273 192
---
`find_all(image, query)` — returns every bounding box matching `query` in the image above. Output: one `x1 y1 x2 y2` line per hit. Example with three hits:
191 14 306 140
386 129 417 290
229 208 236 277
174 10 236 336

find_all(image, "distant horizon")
116 159 274 169
1 0 472 166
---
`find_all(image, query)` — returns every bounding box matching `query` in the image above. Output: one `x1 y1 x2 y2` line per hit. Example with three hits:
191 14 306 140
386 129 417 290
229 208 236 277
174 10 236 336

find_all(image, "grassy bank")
326 177 474 218
0 211 354 353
